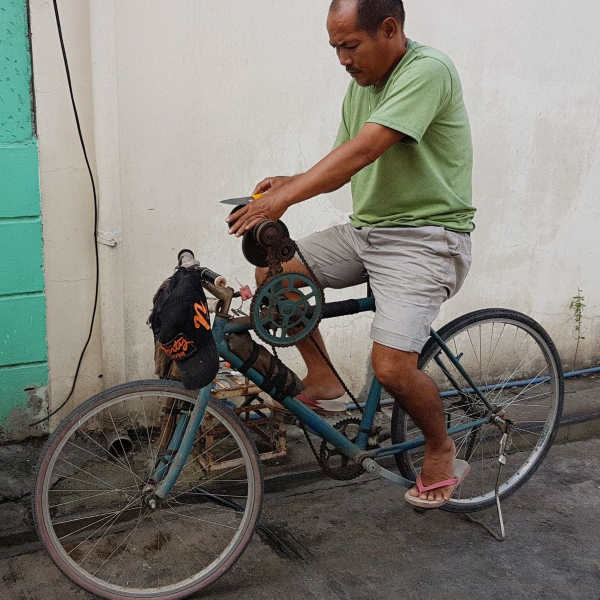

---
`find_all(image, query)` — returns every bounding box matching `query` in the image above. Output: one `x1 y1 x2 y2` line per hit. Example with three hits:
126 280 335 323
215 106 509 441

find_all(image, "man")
228 0 475 508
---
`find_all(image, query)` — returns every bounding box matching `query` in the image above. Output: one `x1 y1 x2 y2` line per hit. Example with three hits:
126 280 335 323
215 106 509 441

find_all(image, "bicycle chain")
251 234 373 468
295 243 367 414
294 242 324 297
267 240 364 412
251 239 325 310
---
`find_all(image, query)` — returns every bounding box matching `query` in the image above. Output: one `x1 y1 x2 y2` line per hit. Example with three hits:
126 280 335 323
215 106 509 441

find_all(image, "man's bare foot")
268 377 346 414
408 438 456 502
301 376 344 403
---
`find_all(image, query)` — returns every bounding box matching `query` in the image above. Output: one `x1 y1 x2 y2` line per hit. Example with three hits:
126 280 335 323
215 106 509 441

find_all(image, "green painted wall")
1 141 40 216
0 0 47 429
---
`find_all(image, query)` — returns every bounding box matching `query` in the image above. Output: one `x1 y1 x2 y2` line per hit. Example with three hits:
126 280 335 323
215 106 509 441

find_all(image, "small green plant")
569 288 586 369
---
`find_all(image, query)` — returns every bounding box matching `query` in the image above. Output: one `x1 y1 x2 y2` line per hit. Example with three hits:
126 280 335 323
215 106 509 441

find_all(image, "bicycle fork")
144 385 212 502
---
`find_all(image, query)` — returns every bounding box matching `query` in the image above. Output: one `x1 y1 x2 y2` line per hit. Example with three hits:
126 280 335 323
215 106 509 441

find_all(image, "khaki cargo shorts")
296 224 472 353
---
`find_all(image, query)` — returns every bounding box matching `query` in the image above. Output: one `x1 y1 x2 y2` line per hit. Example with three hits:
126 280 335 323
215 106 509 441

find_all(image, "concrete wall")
29 0 103 426
28 0 600 418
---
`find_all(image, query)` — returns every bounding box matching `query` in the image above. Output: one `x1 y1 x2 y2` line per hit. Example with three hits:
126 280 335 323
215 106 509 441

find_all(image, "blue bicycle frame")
154 295 490 499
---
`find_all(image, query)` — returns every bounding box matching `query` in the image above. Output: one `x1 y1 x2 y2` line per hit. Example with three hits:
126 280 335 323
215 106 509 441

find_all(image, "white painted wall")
30 0 104 422
31 0 600 414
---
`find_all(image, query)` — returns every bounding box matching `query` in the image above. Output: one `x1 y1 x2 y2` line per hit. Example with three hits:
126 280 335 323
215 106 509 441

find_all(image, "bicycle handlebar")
177 249 227 288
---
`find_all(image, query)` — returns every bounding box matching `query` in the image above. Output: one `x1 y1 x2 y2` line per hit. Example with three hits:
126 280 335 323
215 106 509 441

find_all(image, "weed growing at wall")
569 288 585 369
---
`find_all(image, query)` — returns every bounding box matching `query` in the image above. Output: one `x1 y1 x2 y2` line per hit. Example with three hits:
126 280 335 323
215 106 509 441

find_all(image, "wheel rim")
398 317 562 507
38 388 259 597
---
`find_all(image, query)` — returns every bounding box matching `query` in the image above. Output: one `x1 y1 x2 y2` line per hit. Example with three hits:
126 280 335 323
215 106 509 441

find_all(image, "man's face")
327 1 398 87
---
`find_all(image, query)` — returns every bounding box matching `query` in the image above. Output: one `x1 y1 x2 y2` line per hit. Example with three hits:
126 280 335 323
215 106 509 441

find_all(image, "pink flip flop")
404 459 471 509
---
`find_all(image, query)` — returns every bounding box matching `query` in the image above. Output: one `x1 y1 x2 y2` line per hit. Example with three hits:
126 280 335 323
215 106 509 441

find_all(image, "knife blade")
220 193 262 206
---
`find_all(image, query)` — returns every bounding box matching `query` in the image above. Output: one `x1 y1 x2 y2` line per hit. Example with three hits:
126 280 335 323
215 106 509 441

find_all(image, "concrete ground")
1 437 599 600
1 372 599 598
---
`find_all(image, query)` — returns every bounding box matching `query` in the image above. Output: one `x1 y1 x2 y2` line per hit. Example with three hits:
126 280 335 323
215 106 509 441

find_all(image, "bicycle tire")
390 308 564 513
33 379 263 599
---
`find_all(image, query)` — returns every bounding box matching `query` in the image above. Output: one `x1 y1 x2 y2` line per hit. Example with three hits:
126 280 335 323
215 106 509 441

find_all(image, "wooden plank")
211 370 261 399
200 450 287 473
211 385 261 399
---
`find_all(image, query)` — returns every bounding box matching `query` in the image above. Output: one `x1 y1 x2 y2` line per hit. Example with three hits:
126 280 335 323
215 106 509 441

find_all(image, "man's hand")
227 188 291 237
253 175 295 195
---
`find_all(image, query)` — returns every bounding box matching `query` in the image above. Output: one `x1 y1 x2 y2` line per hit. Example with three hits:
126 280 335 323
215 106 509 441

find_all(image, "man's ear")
381 17 398 39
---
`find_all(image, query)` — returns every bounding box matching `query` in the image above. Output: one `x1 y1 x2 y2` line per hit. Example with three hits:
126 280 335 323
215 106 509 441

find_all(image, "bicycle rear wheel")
33 380 263 599
391 309 564 513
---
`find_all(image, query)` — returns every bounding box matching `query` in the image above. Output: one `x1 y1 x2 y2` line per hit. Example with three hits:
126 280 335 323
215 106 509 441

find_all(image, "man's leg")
256 260 344 401
371 342 455 503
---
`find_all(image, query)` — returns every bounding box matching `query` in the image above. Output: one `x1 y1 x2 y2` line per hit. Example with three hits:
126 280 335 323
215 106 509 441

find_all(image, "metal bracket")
97 230 120 247
494 431 509 540
465 425 511 542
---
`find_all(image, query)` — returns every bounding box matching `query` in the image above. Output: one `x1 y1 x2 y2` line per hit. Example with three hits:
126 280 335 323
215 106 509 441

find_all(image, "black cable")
30 0 100 426
308 334 364 414
294 243 364 414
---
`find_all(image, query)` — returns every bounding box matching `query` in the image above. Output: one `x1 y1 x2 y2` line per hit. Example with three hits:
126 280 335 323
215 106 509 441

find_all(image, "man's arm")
227 122 404 236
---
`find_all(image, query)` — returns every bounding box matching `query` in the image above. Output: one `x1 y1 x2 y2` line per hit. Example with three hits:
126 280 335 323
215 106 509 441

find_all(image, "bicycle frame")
154 294 490 499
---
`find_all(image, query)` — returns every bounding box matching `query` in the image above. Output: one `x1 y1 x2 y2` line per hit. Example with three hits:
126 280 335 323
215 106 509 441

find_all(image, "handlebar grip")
199 268 226 287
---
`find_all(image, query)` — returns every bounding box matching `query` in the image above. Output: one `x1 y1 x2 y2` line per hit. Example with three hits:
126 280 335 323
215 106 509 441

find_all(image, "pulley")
229 206 295 268
250 272 323 347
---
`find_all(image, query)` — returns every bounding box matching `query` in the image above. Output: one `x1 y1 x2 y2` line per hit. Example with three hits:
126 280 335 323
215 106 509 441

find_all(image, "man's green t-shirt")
335 39 475 232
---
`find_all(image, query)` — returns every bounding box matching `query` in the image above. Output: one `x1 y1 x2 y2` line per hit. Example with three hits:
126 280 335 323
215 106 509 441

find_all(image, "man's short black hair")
330 0 406 34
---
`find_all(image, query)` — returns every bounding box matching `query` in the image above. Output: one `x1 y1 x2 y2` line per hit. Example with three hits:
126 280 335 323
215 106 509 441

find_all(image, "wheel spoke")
65 439 143 487
49 486 137 509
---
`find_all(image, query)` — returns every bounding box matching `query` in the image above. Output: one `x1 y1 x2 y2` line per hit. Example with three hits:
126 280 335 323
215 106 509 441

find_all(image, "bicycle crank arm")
361 457 414 488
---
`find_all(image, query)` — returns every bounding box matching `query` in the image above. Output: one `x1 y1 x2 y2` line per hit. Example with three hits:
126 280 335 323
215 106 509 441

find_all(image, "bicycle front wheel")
391 309 564 513
33 380 263 599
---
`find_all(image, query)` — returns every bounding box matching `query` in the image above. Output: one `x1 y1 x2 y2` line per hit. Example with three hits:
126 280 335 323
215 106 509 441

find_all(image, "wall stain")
0 386 48 443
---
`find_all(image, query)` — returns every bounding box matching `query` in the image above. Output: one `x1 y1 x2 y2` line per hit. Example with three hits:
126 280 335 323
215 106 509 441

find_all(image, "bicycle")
33 236 564 600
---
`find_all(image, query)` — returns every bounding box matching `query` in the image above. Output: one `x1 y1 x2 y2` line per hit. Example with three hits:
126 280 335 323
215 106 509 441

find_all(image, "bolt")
362 458 379 474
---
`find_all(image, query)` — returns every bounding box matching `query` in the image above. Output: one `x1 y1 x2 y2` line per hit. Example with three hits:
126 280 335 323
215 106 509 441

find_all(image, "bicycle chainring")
250 272 324 347
319 418 379 481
